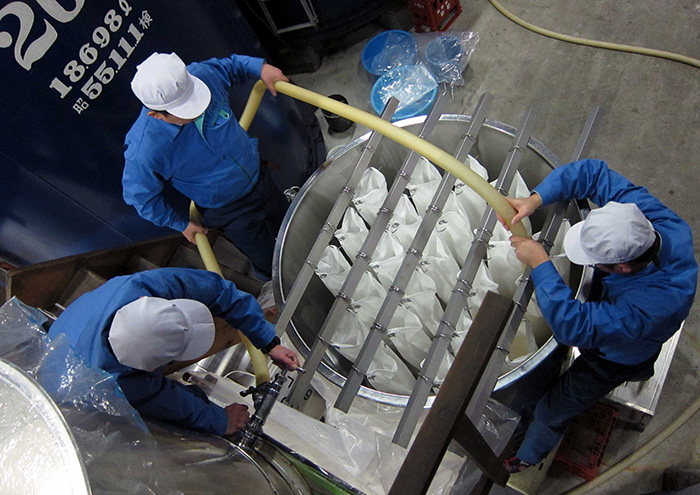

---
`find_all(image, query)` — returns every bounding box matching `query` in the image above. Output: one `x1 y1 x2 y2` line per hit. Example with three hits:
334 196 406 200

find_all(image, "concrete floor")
289 1 700 493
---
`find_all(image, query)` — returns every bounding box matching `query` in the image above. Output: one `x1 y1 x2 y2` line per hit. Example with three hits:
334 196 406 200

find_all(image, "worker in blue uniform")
48 268 299 436
123 52 289 280
503 159 697 473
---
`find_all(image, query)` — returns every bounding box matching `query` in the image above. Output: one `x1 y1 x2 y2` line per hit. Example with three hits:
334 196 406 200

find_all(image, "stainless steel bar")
465 106 605 421
286 93 448 409
274 98 400 342
335 93 494 412
392 105 540 447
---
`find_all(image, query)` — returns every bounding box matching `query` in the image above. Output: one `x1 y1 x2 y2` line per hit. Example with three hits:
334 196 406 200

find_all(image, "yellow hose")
241 80 528 238
487 0 700 69
189 199 270 385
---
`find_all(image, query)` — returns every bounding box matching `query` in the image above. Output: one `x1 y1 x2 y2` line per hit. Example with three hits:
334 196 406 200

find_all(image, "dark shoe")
504 455 532 474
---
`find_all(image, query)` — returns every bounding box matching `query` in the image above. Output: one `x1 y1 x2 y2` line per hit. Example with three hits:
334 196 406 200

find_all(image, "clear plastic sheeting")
0 298 176 495
0 298 320 495
310 374 519 495
374 64 438 114
415 31 480 87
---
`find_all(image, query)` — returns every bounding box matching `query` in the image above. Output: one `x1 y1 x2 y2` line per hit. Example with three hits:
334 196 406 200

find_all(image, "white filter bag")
317 245 387 301
334 296 416 394
386 305 432 370
370 232 439 309
371 231 407 288
450 311 473 354
335 206 369 260
487 240 523 299
419 234 461 303
353 167 388 227
465 261 500 317
388 194 421 249
453 155 490 228
401 289 443 337
435 209 473 266
407 179 466 219
408 156 442 185
550 219 572 285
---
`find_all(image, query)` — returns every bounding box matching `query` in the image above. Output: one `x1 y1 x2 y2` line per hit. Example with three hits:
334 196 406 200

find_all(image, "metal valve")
234 366 304 450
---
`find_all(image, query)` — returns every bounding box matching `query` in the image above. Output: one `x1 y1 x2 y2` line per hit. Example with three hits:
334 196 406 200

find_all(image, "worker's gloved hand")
182 221 208 244
510 236 549 268
268 345 299 371
224 402 250 435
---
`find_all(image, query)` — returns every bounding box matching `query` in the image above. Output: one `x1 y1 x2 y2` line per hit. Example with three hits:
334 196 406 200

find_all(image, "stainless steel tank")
273 114 587 408
0 356 315 495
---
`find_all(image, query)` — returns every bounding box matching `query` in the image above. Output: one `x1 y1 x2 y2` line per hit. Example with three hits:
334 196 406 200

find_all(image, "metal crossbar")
286 92 448 408
334 93 495 412
392 105 540 446
274 97 399 346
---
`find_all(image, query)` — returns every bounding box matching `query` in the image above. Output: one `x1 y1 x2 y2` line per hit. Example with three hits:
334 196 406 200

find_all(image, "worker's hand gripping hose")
241 80 528 238
188 203 271 385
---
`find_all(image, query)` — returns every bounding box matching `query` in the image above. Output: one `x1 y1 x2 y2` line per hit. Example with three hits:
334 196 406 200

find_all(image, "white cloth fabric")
335 206 369 260
353 167 388 227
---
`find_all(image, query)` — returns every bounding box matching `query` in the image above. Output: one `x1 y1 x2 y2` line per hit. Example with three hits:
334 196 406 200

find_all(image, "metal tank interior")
273 114 586 408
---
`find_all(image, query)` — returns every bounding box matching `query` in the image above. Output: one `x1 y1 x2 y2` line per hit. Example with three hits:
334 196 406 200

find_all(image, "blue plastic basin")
370 65 437 121
361 30 417 76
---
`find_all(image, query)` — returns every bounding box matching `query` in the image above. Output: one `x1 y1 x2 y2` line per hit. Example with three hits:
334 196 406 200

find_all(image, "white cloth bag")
353 167 388 227
334 296 416 395
335 206 369 260
435 209 474 267
465 261 500 318
486 240 523 300
419 234 461 303
388 194 421 250
453 155 490 228
317 245 386 301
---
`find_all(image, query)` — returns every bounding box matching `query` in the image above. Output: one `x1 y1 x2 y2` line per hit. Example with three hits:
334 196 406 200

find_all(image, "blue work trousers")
517 349 658 464
200 164 288 280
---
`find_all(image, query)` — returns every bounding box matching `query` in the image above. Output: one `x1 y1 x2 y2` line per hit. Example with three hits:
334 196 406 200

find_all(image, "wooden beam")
388 291 514 495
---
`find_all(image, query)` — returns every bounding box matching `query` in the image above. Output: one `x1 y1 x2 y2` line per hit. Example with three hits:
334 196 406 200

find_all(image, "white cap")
108 297 215 371
130 52 211 119
564 202 656 266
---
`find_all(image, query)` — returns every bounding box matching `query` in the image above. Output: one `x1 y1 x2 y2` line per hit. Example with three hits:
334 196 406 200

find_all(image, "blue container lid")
361 30 417 76
370 65 437 121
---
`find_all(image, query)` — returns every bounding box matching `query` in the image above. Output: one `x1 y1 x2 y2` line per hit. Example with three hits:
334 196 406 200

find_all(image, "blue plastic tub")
370 65 437 121
361 30 417 76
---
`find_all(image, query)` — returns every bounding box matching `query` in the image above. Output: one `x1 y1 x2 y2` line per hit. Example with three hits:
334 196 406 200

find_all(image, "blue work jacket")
48 268 275 435
123 54 264 232
531 159 697 364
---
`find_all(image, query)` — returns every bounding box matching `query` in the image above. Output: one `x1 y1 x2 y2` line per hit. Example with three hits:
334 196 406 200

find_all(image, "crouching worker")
48 267 298 436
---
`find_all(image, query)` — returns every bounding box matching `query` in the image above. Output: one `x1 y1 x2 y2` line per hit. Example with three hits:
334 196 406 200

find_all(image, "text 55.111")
49 21 145 103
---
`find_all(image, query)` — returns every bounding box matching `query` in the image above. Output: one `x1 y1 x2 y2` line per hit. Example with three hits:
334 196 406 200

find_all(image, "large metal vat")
273 114 587 409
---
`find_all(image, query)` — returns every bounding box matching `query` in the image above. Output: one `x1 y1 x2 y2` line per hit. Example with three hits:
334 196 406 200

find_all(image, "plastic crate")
408 0 462 32
554 403 619 481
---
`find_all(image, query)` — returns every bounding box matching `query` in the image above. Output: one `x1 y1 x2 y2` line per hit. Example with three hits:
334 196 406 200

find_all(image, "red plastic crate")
408 0 462 32
554 403 619 481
